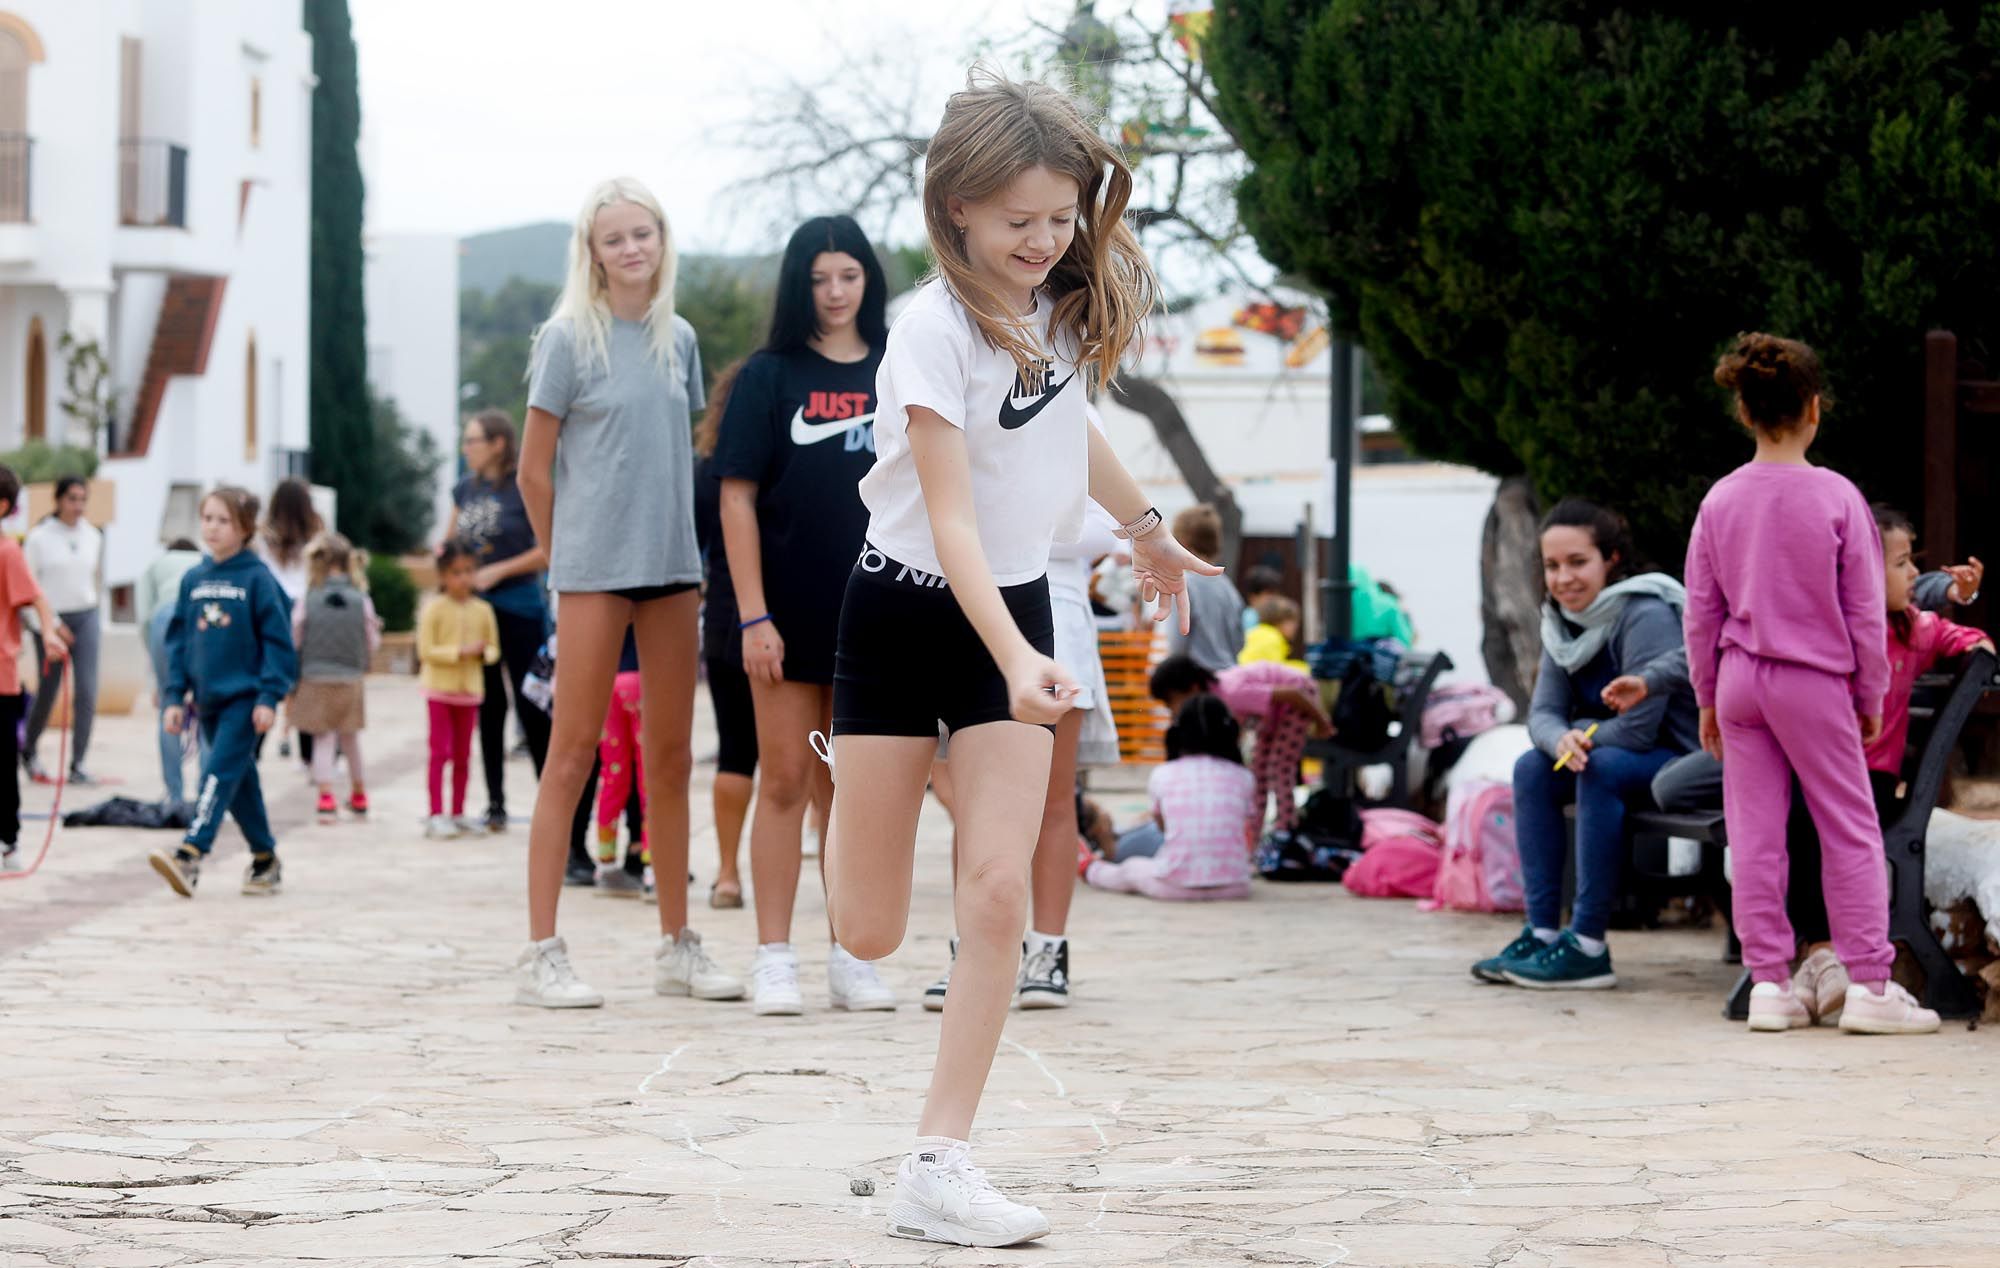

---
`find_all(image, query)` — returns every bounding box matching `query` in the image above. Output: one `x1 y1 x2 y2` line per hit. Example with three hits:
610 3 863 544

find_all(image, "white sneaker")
425 815 460 840
514 936 604 1009
828 944 895 1011
1839 980 1941 1035
887 1142 1050 1247
655 928 746 1001
453 815 482 836
749 944 804 1015
1747 981 1811 1032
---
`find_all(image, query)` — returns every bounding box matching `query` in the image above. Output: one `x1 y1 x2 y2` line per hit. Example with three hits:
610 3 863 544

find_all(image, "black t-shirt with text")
710 345 881 659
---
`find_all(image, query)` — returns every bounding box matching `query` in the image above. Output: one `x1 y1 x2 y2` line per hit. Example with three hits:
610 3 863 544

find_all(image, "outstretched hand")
1130 531 1225 636
1601 675 1648 714
1947 557 1985 604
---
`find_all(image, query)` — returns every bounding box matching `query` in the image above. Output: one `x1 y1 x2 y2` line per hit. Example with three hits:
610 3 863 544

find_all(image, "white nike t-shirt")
859 279 1087 587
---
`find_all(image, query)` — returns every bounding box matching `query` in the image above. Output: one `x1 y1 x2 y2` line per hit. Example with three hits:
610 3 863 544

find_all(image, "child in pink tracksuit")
1148 654 1333 838
1685 332 1938 1036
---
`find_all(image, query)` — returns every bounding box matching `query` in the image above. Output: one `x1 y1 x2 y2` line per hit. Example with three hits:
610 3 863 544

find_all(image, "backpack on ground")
1256 829 1364 883
1329 655 1396 752
1342 830 1442 899
1423 776 1524 913
1419 683 1511 750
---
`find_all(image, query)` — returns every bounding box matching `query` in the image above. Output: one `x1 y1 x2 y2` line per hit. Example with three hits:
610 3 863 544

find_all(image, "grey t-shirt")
1166 569 1247 672
528 314 705 593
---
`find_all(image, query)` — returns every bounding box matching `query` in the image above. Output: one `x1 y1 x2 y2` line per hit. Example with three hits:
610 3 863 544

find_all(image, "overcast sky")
350 0 1049 252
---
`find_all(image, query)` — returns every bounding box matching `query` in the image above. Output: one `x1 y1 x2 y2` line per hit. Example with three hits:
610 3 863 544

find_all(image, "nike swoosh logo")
997 373 1075 430
790 408 876 446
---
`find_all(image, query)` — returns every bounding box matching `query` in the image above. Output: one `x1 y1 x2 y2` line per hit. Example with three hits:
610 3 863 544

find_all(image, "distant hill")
460 222 570 294
460 222 784 296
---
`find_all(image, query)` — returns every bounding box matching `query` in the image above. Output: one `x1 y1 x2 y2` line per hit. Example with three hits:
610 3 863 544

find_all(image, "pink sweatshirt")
1212 661 1315 721
1683 463 1889 717
1867 610 1987 773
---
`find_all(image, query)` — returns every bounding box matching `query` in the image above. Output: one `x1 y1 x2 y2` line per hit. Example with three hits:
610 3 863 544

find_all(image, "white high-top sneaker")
514 936 604 1009
654 928 746 1001
887 1141 1050 1247
828 943 895 1011
749 944 804 1016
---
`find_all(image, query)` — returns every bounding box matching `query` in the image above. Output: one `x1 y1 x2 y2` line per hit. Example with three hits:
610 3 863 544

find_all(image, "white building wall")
363 233 460 540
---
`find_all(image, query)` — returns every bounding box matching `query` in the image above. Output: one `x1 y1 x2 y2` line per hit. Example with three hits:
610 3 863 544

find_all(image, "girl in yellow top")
1239 594 1310 674
419 540 502 838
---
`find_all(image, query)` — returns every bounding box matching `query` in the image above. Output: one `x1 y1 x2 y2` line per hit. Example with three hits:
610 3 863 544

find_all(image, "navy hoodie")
163 549 298 709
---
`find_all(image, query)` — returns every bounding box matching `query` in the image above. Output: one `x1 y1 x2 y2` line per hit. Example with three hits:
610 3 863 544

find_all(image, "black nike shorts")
831 544 1055 740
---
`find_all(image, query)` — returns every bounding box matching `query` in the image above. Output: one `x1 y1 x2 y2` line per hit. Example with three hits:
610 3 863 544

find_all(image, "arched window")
244 330 258 460
23 314 42 441
0 14 43 224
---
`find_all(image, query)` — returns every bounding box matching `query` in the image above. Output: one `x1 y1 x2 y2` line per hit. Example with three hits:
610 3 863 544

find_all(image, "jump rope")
0 663 74 883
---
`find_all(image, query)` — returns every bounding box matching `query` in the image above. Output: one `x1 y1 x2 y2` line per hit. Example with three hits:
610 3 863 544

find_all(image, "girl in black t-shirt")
711 215 892 1016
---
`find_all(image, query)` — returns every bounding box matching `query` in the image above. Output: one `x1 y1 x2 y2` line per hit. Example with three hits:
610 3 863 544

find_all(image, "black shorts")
705 657 758 777
832 545 1054 739
609 581 699 604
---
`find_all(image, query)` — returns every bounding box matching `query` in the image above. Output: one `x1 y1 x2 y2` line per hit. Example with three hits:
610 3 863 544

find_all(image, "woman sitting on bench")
1604 503 1988 1024
1470 499 1698 991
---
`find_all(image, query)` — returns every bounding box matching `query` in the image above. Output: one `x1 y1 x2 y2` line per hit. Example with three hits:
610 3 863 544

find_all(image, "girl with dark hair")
711 214 896 1015
1679 334 1940 1034
418 539 501 839
1083 694 1256 902
691 374 754 909
23 474 101 783
257 477 322 600
1471 497 1696 991
448 407 551 834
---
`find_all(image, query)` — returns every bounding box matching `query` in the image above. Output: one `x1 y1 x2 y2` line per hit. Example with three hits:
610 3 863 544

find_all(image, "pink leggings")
1086 856 1251 901
1249 703 1313 833
427 700 478 817
597 671 645 838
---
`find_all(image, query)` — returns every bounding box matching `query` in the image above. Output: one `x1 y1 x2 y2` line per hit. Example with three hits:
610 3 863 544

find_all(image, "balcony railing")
0 133 31 223
119 138 187 228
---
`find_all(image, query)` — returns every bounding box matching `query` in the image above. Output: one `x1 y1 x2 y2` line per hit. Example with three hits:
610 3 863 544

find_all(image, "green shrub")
366 552 418 634
0 442 99 484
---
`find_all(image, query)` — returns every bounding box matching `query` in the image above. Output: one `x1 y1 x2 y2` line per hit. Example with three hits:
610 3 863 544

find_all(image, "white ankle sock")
1573 934 1606 957
758 942 794 957
1025 930 1066 956
1532 927 1560 944
913 1135 965 1164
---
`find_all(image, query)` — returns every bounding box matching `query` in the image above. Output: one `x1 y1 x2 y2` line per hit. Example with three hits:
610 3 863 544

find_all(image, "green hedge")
0 442 99 484
365 553 418 634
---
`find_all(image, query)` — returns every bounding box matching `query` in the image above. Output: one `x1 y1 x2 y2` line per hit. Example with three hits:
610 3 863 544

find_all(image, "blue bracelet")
739 614 774 632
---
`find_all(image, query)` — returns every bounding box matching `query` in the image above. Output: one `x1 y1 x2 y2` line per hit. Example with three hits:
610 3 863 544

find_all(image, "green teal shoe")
1471 927 1546 984
1501 931 1617 990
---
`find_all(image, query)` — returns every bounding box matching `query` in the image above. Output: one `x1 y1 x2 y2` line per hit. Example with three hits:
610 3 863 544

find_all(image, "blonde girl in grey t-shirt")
515 177 743 1009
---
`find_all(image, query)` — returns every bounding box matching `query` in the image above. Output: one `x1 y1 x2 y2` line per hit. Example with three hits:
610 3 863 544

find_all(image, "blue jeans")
1115 821 1164 859
183 697 275 856
1513 744 1676 941
148 607 201 805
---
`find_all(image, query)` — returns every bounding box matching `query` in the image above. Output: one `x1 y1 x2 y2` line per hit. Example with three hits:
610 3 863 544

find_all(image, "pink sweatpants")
1249 703 1312 833
597 671 645 837
427 700 477 817
1085 856 1251 901
1718 651 1893 985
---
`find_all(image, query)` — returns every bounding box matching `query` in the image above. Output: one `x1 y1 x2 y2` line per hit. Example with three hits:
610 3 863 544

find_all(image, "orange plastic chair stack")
1097 629 1167 763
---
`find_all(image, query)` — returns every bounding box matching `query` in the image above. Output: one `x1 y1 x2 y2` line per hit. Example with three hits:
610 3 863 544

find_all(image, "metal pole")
1322 338 1357 642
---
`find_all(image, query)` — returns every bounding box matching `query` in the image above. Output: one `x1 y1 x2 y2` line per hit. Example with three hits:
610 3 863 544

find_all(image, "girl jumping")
822 69 1216 1247
516 177 742 1008
1688 333 1938 1035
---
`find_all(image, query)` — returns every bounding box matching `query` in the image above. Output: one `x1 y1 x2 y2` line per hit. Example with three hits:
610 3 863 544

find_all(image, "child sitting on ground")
1084 695 1258 901
1150 654 1332 842
1239 594 1310 673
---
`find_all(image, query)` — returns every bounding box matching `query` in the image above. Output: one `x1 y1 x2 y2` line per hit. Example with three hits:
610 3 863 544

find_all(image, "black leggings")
480 608 554 814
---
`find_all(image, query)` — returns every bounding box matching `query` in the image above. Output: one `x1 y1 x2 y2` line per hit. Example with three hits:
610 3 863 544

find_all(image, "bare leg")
747 680 836 945
632 590 700 936
713 773 752 893
526 594 629 942
920 720 1052 1139
1029 710 1083 937
824 734 936 957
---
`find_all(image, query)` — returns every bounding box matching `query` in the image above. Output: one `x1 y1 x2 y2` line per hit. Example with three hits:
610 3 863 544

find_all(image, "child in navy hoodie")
148 487 298 897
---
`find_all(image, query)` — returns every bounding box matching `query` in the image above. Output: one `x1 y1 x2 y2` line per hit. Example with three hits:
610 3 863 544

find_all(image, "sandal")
708 880 744 910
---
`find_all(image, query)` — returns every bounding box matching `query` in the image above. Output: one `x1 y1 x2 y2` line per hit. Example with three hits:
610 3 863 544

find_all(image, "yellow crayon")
1554 721 1601 772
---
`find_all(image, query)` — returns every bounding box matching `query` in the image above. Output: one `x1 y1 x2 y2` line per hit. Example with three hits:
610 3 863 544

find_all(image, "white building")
363 232 459 539
0 1 313 602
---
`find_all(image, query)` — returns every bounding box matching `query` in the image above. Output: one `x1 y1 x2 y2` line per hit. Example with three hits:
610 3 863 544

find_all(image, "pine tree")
304 0 375 541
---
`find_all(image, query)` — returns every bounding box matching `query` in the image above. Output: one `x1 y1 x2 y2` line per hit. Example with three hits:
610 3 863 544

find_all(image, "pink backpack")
1423 777 1524 913
1420 683 1511 749
1345 809 1443 899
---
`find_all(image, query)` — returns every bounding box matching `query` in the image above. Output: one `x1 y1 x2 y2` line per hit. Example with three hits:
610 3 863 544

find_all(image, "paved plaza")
3 679 1999 1267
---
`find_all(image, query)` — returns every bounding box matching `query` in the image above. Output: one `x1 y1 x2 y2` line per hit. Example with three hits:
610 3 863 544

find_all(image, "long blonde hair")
533 177 680 377
923 67 1157 383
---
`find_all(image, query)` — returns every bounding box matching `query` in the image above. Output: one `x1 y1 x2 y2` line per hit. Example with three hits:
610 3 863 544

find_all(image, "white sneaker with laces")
1839 980 1941 1035
425 815 460 840
749 944 804 1015
887 1141 1050 1247
514 936 604 1008
828 943 895 1011
656 929 746 1001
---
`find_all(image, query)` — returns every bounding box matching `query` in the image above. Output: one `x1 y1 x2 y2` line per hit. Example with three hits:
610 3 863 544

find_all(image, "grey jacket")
1530 595 1698 759
1639 570 1966 698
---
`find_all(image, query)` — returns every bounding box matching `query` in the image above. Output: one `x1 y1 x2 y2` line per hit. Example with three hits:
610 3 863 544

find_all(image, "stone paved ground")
3 678 2000 1268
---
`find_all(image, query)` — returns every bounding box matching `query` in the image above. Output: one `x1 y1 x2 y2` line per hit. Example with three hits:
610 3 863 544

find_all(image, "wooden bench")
1098 629 1166 764
1573 649 1996 1020
1303 649 1454 808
